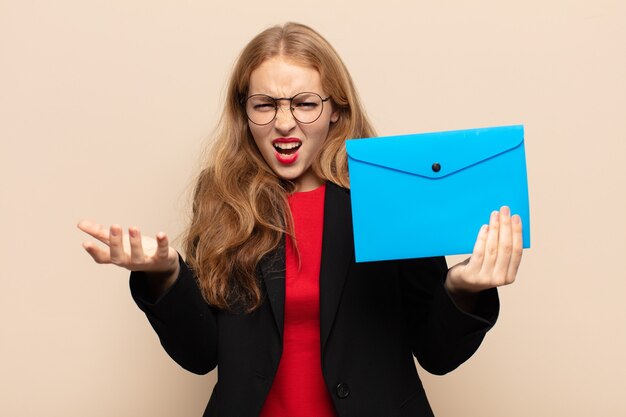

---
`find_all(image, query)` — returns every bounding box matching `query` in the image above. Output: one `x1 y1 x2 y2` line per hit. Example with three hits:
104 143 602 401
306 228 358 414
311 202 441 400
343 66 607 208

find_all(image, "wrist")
445 273 479 313
144 260 180 298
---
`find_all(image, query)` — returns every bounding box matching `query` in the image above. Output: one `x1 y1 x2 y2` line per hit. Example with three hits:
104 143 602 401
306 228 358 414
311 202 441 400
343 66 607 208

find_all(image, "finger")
481 210 500 273
109 224 127 265
129 226 145 264
467 224 489 271
77 220 110 245
155 232 170 260
82 241 112 264
507 214 524 282
493 206 513 285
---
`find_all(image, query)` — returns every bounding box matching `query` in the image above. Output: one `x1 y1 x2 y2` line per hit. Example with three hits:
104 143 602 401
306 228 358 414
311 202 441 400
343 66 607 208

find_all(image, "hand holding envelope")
445 205 523 299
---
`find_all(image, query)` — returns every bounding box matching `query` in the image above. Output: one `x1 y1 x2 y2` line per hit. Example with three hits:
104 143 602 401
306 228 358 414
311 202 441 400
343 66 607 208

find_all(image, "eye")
253 103 276 112
293 94 321 110
294 101 318 109
248 96 276 112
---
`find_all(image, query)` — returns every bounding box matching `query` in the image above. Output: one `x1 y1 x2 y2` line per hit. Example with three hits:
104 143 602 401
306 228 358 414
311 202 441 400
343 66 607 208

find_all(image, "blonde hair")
184 22 376 311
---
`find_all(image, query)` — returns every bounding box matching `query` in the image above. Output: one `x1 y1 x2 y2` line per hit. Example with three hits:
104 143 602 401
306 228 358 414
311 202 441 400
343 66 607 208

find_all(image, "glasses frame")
243 92 331 126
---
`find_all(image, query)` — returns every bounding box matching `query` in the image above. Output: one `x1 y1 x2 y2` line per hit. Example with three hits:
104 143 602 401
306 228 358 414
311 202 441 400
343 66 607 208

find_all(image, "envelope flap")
346 125 524 179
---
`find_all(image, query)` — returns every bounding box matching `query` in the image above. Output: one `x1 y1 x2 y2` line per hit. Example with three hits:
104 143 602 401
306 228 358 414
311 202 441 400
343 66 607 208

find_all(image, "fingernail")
129 228 136 238
110 227 118 237
512 215 521 224
501 206 510 216
491 211 499 221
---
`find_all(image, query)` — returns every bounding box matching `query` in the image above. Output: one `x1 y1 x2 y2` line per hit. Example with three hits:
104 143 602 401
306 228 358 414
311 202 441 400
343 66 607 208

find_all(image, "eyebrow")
246 91 325 99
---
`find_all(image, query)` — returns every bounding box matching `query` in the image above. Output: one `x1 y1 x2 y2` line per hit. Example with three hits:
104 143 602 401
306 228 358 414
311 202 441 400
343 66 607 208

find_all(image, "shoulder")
324 181 353 215
325 180 351 198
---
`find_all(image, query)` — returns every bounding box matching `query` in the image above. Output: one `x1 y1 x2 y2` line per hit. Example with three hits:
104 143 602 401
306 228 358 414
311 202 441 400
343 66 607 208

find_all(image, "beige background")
1 0 625 416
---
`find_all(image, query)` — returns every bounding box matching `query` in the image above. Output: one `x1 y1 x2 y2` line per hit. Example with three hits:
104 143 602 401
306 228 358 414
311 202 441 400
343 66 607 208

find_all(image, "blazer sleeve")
398 256 499 375
129 255 218 375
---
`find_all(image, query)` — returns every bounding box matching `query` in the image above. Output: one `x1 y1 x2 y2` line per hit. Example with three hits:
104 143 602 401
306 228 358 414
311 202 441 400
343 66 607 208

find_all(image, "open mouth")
273 141 301 155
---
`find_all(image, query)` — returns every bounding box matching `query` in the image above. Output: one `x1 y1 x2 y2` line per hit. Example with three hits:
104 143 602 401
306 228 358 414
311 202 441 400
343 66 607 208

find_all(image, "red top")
259 184 337 417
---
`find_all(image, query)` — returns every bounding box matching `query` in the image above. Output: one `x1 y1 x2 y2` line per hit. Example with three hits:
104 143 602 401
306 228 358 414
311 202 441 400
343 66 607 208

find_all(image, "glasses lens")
291 93 323 124
246 95 276 125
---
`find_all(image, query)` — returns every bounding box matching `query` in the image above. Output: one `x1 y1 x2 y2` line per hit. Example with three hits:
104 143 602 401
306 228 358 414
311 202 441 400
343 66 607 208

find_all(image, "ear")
330 109 340 123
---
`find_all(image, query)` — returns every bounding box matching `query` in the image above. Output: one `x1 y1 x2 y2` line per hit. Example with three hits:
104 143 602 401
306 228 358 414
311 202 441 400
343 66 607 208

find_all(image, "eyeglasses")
243 92 331 126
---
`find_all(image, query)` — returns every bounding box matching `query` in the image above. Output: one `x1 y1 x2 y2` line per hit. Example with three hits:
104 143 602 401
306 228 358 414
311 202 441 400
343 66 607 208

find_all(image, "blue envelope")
346 125 531 262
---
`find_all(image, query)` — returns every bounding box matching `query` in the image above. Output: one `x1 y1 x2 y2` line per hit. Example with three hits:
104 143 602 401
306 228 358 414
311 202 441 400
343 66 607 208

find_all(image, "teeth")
274 142 300 150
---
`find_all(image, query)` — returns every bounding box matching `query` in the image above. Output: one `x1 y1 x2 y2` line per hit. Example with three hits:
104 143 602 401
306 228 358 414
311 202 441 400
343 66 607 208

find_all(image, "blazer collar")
259 182 354 346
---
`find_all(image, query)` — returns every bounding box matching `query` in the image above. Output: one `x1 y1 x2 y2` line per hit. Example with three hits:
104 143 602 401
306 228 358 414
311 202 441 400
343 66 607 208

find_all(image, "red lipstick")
272 137 301 165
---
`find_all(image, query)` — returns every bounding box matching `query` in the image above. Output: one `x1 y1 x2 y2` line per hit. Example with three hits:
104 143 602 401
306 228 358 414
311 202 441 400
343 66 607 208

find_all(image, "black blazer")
131 182 499 417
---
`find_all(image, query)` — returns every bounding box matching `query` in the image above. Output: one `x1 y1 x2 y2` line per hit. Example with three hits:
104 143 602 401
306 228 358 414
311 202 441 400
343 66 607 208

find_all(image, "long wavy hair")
183 22 376 311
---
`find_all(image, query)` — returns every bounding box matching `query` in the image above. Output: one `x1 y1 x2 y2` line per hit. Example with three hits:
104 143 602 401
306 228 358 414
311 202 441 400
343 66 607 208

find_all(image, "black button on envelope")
431 162 441 172
336 383 350 398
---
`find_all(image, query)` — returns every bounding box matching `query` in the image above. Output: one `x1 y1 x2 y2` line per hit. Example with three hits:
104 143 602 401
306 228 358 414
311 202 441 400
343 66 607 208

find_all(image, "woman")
78 22 523 417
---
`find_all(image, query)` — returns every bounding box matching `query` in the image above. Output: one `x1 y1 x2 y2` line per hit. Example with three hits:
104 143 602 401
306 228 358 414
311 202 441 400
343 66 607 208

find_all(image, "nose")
274 103 297 132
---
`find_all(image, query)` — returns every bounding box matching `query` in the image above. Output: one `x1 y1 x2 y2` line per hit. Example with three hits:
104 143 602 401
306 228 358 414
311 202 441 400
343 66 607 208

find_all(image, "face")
246 57 339 192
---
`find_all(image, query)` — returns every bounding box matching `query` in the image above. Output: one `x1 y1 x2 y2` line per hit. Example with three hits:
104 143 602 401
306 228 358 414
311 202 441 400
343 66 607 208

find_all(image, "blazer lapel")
258 183 354 346
319 182 354 350
259 241 285 339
